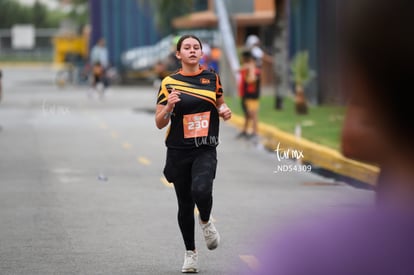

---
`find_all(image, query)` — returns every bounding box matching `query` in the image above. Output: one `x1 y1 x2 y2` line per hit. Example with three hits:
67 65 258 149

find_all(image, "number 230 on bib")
183 111 210 138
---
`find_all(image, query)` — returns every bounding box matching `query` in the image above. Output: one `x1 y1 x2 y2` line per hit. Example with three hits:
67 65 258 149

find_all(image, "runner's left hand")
218 104 232 121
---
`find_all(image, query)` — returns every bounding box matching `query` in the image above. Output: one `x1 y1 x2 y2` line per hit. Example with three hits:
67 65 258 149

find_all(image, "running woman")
155 34 232 273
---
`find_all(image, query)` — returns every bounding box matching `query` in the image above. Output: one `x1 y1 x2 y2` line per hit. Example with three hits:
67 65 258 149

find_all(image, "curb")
227 114 380 186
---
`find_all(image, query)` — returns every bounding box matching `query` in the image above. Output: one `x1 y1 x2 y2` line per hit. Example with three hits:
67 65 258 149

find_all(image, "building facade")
289 0 342 104
89 0 161 70
174 0 343 104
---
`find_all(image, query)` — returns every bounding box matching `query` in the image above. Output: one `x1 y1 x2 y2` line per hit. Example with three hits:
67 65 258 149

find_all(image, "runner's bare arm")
155 89 181 129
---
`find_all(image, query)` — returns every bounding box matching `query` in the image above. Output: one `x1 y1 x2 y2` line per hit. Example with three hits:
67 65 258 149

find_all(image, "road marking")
111 131 119 139
239 255 260 271
160 176 173 188
122 142 132 149
137 156 151 166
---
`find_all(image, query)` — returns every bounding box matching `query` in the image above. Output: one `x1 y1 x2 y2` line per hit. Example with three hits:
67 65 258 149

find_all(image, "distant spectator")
90 38 109 69
198 40 220 73
89 38 110 96
236 50 261 141
209 45 221 73
92 61 104 87
244 34 273 67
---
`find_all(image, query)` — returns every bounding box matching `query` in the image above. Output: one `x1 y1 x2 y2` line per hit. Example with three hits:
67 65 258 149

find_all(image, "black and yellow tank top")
156 68 223 149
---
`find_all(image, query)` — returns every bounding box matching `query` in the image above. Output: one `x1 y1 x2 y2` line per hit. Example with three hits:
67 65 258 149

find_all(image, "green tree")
273 0 289 110
45 10 66 28
44 0 89 31
0 0 64 28
272 0 310 111
66 0 89 29
290 50 316 114
0 0 32 28
32 0 48 27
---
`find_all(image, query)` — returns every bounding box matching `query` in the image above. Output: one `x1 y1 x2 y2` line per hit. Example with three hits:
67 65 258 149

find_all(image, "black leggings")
164 147 217 251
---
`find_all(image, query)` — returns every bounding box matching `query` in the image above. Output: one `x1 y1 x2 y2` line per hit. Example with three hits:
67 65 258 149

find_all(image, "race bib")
183 111 211 138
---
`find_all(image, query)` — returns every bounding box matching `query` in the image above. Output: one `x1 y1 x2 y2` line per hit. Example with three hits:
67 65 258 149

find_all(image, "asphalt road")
0 66 375 275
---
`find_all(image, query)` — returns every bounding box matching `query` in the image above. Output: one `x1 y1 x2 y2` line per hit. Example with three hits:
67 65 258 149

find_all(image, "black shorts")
93 74 109 87
163 147 217 184
94 74 102 83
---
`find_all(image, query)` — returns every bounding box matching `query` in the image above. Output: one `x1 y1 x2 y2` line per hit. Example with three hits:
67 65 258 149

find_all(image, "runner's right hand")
167 88 181 109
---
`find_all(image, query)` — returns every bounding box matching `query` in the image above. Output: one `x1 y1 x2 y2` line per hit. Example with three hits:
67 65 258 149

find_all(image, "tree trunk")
295 84 308 114
273 0 289 110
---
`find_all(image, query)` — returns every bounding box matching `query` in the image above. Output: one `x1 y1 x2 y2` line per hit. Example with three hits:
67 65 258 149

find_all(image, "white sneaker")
181 250 198 273
200 217 220 250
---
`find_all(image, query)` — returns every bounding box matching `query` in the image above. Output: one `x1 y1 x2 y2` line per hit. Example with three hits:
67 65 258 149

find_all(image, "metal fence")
0 28 57 62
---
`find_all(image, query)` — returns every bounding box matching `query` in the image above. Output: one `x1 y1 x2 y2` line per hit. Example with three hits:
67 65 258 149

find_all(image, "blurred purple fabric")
243 208 414 275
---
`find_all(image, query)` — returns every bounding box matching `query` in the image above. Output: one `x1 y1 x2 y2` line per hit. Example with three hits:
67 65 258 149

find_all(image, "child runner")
237 50 261 141
155 34 232 273
89 61 105 100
